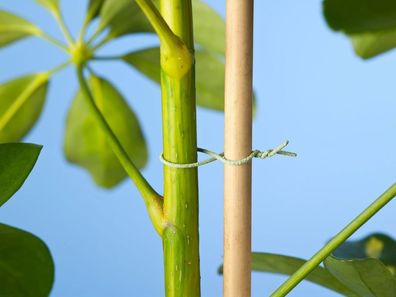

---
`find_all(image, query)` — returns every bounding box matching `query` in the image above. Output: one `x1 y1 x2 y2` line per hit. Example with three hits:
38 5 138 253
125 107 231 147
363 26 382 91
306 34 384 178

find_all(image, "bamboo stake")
223 0 254 296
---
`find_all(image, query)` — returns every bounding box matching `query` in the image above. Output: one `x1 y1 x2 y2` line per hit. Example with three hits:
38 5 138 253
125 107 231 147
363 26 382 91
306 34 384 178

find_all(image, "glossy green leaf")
96 0 224 53
350 29 396 59
192 0 225 54
0 10 41 48
0 223 54 297
0 143 42 207
97 0 153 38
35 0 60 15
123 47 160 82
64 75 148 188
86 0 106 23
331 233 396 272
324 233 396 297
123 47 224 111
323 0 396 34
0 74 49 143
251 253 358 296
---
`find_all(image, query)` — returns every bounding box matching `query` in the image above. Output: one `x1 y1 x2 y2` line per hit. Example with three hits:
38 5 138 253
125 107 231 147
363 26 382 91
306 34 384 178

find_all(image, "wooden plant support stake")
223 0 254 296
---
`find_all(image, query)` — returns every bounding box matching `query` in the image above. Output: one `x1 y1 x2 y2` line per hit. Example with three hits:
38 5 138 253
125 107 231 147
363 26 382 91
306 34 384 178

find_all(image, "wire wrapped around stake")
160 140 297 169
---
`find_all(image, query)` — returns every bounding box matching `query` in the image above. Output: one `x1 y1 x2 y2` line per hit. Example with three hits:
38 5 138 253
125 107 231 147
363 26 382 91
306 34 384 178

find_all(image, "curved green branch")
270 183 396 297
76 65 165 235
36 30 69 52
53 12 74 45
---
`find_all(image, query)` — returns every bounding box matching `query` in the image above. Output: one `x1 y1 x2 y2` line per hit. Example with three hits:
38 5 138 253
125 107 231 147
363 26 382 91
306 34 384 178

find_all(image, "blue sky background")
1 1 396 296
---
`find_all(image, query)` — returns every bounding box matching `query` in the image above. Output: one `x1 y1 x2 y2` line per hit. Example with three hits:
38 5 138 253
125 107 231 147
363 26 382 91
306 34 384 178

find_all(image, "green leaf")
64 75 148 188
0 143 42 207
0 10 41 48
350 29 396 59
35 0 60 15
97 0 153 38
324 233 396 297
0 74 49 143
195 50 225 110
249 253 358 297
0 223 54 297
86 0 106 23
122 47 160 82
96 0 224 53
323 0 396 34
192 0 225 54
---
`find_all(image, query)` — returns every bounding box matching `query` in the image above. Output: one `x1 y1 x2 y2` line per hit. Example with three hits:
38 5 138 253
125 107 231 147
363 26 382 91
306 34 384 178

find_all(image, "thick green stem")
76 66 165 235
271 183 396 297
158 1 200 296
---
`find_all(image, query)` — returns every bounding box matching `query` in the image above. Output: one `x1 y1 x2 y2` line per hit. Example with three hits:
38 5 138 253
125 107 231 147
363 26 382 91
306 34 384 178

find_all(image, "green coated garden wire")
160 140 297 168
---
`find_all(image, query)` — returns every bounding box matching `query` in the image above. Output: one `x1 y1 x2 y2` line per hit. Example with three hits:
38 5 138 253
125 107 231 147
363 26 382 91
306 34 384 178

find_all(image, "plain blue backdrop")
1 1 396 296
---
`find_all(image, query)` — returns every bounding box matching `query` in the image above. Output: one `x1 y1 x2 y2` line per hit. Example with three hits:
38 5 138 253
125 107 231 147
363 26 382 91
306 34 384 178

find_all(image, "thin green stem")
76 65 165 235
270 183 396 297
91 55 123 61
135 0 177 43
78 19 89 44
91 35 113 52
46 60 71 76
36 31 69 53
87 27 105 46
54 12 74 45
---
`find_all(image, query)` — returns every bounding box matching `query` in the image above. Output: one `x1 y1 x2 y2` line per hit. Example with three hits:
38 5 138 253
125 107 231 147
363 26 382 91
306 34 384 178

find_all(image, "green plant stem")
36 31 69 53
53 12 74 45
91 56 122 61
270 182 396 297
135 0 178 44
135 0 193 79
136 0 200 296
86 28 102 46
47 61 71 76
76 65 165 235
91 35 113 52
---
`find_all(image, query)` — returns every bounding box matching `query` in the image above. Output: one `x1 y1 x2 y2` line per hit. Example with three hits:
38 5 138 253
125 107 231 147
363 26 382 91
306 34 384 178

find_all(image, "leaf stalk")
76 65 165 235
270 183 396 297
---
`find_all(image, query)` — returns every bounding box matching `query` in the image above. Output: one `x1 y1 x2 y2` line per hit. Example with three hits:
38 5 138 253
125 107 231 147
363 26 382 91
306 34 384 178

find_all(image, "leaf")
35 0 60 15
0 74 49 143
250 253 358 297
323 0 396 34
124 48 226 110
97 0 153 38
325 256 396 297
192 0 225 54
64 75 148 188
0 143 42 207
350 29 396 59
324 233 396 297
0 10 41 48
0 223 54 297
195 50 226 111
122 47 160 82
96 0 224 53
86 0 107 23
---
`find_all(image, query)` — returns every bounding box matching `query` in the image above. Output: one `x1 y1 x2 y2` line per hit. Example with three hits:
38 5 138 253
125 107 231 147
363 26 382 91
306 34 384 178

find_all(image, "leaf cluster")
0 0 226 188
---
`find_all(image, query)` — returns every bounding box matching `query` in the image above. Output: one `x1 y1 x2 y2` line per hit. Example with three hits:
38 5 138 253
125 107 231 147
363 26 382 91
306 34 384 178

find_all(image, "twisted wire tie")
160 140 297 169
